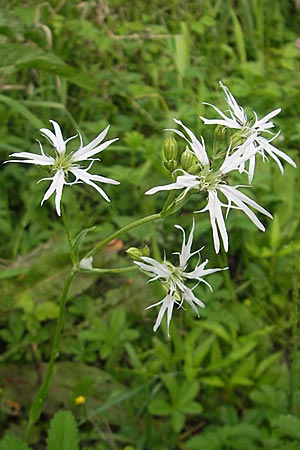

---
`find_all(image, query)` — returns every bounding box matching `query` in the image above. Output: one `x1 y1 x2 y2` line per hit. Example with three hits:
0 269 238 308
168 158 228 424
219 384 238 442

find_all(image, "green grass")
0 1 300 449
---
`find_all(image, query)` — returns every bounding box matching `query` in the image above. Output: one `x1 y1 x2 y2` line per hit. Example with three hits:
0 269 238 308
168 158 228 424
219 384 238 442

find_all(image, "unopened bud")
126 245 149 262
214 124 225 141
187 164 200 175
164 135 178 161
181 147 197 171
164 159 178 172
230 132 245 148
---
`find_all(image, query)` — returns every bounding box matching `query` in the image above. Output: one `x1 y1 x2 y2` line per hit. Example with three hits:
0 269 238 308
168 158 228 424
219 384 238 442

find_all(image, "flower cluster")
134 221 225 336
7 82 297 335
146 81 296 254
8 120 120 216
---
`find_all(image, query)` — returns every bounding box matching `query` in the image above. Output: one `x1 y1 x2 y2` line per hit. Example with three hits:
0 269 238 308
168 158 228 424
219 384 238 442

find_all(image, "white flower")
8 120 120 216
134 221 225 336
145 120 272 253
197 185 272 254
200 81 296 181
79 256 94 270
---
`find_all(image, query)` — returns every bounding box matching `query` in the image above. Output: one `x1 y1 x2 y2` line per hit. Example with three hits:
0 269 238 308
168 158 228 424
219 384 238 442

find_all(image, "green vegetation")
0 1 299 449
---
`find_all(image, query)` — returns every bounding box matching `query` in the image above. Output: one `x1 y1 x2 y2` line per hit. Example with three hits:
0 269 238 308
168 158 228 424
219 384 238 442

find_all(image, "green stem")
85 213 162 258
61 205 76 263
80 265 138 275
24 268 76 442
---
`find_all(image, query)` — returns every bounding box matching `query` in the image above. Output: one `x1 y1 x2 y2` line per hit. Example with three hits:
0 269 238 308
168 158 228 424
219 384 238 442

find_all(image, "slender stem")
85 213 162 258
61 205 76 263
80 265 138 275
24 268 76 442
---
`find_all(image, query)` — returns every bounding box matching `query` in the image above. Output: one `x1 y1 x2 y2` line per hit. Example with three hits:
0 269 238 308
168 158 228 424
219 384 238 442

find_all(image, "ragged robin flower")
134 221 226 336
146 119 272 253
200 81 296 182
8 120 120 216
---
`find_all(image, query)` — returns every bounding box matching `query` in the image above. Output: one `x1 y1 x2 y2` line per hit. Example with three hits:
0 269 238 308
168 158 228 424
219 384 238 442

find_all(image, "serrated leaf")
47 410 79 450
0 435 32 450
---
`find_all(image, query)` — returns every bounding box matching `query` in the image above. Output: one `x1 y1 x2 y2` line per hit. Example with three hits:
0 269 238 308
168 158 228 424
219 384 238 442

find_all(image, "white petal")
146 294 175 336
135 257 171 280
219 185 272 231
145 173 199 196
40 120 66 154
258 137 297 170
8 151 54 165
41 169 65 216
70 167 119 202
72 135 119 162
253 108 281 130
174 219 199 268
196 190 229 253
170 118 210 167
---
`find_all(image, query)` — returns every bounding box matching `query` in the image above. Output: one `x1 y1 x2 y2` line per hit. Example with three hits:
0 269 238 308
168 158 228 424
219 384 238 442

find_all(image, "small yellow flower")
75 395 86 406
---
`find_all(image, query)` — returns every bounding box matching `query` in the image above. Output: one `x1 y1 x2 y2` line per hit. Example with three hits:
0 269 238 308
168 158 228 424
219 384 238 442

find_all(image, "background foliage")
0 1 300 449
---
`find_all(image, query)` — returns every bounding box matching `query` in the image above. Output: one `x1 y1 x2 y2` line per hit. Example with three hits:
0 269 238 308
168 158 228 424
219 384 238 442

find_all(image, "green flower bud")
181 147 197 171
187 164 201 175
164 159 178 172
164 135 178 161
126 245 149 261
214 124 225 142
230 131 246 148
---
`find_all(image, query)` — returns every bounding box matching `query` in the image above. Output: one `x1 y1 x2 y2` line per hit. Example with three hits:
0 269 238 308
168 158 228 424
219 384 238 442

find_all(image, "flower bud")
163 135 178 161
79 256 93 270
214 124 225 142
181 147 197 171
126 245 149 261
164 159 178 172
187 164 200 175
230 131 245 148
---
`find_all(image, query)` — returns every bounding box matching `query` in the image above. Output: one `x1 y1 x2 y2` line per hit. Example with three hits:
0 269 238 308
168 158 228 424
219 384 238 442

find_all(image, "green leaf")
177 380 199 406
185 430 222 450
0 94 44 128
34 301 59 321
148 399 173 416
199 321 231 342
0 435 32 450
47 410 79 450
254 351 283 379
200 376 225 387
271 414 300 440
110 308 126 334
0 44 96 90
72 226 96 263
228 376 254 387
171 410 185 432
208 340 257 370
180 401 203 415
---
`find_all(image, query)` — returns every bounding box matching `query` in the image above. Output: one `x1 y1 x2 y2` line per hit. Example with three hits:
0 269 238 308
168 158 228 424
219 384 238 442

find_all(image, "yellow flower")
75 395 86 406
